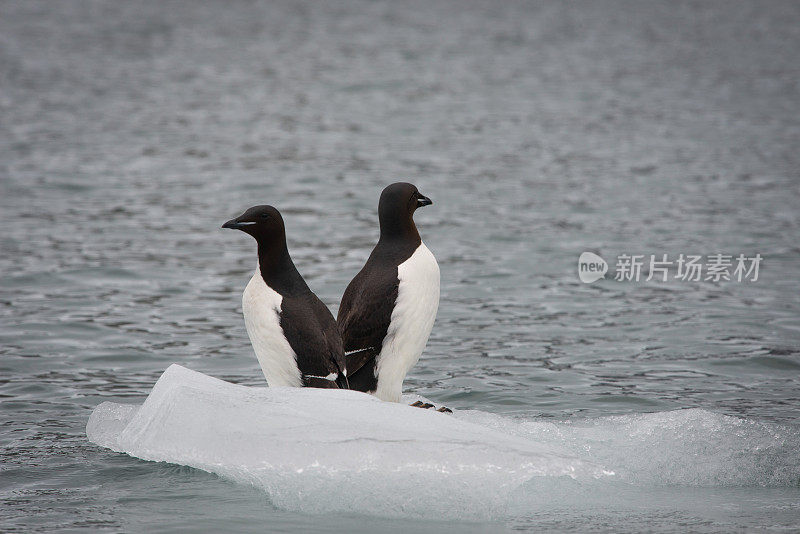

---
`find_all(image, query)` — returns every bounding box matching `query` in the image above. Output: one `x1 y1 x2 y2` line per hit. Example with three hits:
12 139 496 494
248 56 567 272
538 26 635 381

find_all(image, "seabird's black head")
378 182 432 239
223 205 308 293
222 205 286 245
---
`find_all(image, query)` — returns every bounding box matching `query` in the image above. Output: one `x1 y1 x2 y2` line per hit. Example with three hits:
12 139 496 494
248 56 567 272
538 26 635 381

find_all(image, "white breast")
374 243 440 402
242 267 303 388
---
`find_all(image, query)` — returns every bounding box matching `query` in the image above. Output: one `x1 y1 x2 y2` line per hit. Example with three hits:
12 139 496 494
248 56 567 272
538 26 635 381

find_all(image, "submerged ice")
87 365 800 520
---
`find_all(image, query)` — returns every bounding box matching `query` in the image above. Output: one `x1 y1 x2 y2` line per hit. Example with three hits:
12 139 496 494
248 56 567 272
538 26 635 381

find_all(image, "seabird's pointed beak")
222 218 253 230
417 194 433 207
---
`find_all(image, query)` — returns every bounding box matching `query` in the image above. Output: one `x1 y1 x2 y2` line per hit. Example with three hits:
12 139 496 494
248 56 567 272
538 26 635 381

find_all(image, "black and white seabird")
337 182 440 403
222 205 346 389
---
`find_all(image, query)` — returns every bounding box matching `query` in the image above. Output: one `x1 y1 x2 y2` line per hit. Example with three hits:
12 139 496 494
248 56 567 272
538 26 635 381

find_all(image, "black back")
223 205 346 388
280 292 346 388
337 183 431 391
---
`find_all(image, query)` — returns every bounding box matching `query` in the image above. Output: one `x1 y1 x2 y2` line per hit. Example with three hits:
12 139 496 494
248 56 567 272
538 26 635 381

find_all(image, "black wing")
336 262 399 386
280 293 346 389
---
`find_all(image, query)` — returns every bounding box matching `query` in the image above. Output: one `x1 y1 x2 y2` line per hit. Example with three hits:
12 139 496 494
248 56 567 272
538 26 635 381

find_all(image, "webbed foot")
410 400 452 412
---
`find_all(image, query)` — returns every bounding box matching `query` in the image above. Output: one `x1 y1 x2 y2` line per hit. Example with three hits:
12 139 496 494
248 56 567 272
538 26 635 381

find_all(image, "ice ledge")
86 364 605 519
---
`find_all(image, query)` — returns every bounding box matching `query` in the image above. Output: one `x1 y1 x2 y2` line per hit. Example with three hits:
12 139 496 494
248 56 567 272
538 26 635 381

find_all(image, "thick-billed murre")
337 183 440 403
222 205 346 389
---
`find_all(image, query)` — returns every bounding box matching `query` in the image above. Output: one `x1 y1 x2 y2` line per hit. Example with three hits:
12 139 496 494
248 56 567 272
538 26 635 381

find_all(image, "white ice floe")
87 364 800 520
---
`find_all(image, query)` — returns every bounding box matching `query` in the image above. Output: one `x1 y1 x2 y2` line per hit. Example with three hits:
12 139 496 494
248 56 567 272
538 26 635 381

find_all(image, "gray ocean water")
2 1 800 532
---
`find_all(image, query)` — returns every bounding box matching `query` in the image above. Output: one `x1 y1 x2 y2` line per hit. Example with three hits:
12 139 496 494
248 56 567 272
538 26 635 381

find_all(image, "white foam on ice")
86 365 800 520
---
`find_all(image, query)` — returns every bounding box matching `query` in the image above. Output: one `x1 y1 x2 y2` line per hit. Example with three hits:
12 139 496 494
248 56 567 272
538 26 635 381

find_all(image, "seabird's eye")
260 213 270 220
